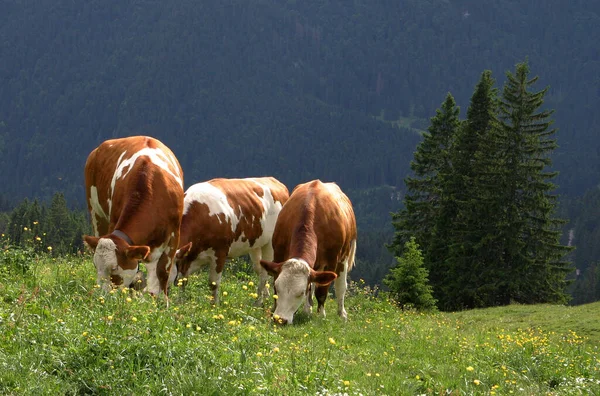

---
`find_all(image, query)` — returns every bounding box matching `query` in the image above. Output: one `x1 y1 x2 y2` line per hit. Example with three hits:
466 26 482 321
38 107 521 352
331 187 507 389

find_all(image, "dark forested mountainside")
1 0 599 206
2 0 600 293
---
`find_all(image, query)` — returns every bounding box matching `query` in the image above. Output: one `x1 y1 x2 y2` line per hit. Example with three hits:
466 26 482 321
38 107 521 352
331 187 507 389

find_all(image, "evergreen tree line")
0 193 90 256
389 61 573 311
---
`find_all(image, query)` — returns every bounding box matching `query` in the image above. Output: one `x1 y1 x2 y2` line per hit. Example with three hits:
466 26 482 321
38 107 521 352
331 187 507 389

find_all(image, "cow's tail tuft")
347 239 357 272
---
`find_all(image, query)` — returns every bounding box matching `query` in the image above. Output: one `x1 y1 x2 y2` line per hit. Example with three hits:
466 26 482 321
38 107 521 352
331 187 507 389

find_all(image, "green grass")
0 251 598 395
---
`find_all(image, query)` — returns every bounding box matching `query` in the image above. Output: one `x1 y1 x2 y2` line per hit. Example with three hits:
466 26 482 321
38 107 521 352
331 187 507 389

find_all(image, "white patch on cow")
228 232 253 257
110 148 183 202
93 238 118 291
186 247 217 276
144 241 171 295
250 180 283 243
89 185 108 236
273 258 311 324
183 183 240 232
115 266 139 290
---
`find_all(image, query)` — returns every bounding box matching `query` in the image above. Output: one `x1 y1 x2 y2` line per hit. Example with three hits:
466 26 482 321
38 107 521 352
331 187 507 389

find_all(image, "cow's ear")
260 260 283 276
83 235 100 252
176 242 192 259
126 246 151 261
309 270 337 286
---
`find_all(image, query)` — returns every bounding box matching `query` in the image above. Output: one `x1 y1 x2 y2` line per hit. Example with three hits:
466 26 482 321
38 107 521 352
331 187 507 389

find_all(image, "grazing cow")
174 177 289 305
260 180 357 324
83 136 184 295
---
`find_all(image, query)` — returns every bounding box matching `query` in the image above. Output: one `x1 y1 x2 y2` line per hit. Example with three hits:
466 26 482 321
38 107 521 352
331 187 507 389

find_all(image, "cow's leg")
156 251 171 296
315 284 329 317
208 252 226 304
250 246 271 306
334 260 349 321
144 246 167 296
144 259 160 296
304 283 314 314
166 234 179 288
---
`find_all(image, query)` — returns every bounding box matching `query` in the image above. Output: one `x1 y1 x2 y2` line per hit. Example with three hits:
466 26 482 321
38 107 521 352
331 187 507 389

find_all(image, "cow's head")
84 234 151 291
173 242 194 284
260 258 337 325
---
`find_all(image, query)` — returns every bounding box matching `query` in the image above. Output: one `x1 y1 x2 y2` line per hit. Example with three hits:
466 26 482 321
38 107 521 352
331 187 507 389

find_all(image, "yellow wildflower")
328 337 336 345
47 246 52 251
131 317 137 322
466 366 474 372
473 379 481 385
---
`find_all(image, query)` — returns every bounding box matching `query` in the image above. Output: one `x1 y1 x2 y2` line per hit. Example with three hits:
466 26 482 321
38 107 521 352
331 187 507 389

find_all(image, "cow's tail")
347 239 357 272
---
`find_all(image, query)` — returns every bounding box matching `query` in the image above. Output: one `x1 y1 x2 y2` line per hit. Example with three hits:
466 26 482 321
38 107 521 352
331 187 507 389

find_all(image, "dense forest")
1 1 599 303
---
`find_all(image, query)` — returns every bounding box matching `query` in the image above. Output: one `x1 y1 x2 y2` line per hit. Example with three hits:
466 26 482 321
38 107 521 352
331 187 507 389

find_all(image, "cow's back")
272 180 356 272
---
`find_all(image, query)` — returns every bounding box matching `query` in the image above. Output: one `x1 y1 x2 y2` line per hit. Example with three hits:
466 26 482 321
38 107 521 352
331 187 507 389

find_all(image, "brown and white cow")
260 180 357 324
174 177 289 305
83 136 184 295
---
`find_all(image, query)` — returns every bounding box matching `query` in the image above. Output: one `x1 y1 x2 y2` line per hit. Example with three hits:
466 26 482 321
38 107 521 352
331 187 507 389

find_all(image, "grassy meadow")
0 248 599 395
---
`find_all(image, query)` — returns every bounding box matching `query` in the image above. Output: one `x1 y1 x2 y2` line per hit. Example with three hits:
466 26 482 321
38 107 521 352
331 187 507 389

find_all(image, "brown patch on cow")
179 200 235 268
111 274 123 286
156 251 170 293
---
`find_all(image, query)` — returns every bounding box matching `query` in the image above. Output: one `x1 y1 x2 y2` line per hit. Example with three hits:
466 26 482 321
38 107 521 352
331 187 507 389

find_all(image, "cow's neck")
112 168 156 246
111 229 133 245
289 198 318 268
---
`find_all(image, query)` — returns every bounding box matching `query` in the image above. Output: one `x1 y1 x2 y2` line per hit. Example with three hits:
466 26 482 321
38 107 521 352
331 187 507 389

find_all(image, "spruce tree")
384 237 437 311
492 61 573 304
390 93 460 262
439 71 504 310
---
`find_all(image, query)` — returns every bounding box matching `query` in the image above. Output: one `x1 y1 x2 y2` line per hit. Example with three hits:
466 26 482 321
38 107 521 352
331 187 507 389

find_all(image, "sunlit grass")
0 249 598 395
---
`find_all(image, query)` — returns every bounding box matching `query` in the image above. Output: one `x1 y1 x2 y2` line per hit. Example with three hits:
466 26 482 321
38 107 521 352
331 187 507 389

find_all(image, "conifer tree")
384 237 437 311
438 71 503 309
390 93 460 263
491 61 572 304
